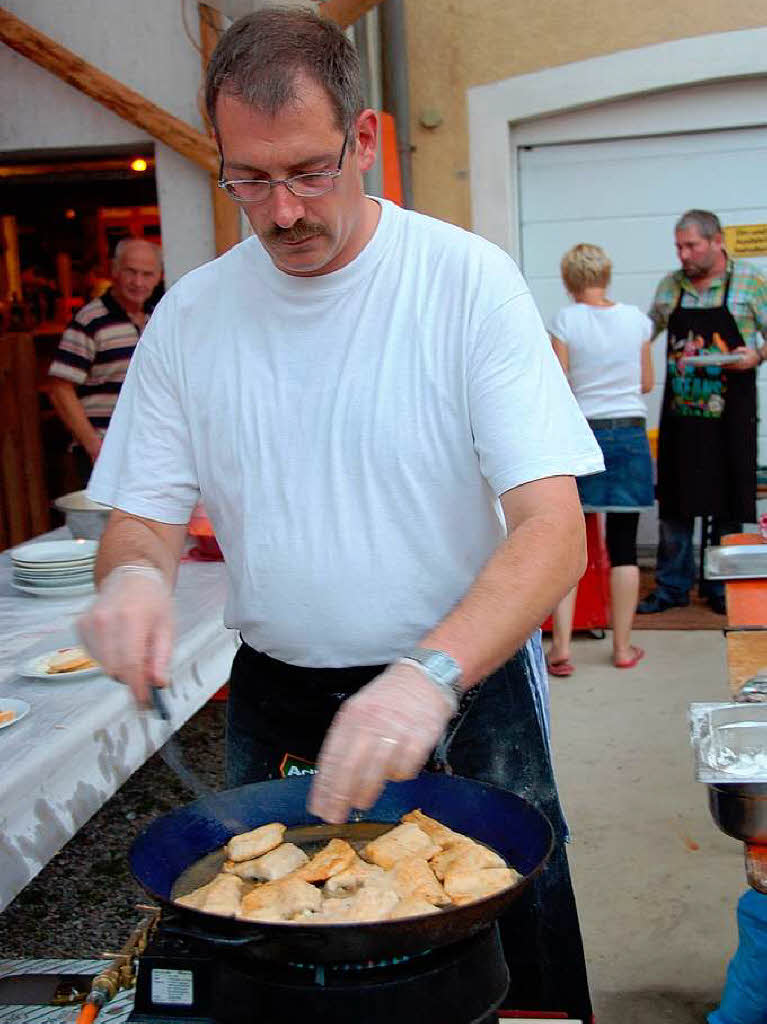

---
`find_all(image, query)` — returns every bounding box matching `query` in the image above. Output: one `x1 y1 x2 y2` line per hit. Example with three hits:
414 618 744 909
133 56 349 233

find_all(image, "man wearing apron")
638 209 767 616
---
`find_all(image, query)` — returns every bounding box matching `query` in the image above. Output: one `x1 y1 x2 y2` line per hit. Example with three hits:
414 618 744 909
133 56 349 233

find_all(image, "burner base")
128 923 507 1024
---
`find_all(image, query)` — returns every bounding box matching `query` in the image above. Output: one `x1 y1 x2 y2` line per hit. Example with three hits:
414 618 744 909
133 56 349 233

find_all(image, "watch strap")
397 647 464 712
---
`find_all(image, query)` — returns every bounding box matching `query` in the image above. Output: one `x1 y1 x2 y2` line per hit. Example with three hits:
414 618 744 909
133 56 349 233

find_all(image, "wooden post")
0 333 49 549
0 9 218 174
1 216 22 302
198 3 242 256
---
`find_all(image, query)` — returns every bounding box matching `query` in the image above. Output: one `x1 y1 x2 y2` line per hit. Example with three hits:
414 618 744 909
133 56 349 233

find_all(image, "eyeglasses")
218 137 348 204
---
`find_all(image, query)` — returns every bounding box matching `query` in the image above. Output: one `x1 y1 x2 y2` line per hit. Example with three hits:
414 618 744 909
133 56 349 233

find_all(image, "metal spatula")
149 687 250 835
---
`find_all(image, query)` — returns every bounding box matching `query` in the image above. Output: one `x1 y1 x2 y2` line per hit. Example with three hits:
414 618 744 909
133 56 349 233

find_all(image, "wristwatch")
398 647 464 713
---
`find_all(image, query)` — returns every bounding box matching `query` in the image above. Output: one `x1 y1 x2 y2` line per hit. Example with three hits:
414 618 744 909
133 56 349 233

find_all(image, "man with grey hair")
639 209 767 615
80 8 602 1018
47 237 163 487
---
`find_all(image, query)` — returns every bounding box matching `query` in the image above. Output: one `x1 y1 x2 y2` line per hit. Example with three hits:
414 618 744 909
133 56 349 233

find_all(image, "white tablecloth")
0 531 238 912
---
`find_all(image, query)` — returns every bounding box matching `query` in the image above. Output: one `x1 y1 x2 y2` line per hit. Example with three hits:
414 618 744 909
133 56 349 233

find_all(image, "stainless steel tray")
704 544 767 581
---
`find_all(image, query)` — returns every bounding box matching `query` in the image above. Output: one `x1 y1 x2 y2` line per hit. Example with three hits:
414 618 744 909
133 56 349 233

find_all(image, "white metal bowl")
53 490 111 540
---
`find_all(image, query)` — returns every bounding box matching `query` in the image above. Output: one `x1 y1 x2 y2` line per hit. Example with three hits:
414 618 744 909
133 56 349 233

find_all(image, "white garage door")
519 127 767 535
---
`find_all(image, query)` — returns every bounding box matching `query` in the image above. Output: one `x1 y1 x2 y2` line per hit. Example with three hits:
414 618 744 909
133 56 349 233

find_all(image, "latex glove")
728 346 760 371
78 565 173 707
308 661 456 824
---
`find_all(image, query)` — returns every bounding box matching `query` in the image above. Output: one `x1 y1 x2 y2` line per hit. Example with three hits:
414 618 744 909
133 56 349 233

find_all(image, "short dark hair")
675 209 722 239
205 6 364 139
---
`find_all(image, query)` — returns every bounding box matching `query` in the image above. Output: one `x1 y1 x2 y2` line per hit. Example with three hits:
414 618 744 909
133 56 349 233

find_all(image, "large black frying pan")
129 773 553 963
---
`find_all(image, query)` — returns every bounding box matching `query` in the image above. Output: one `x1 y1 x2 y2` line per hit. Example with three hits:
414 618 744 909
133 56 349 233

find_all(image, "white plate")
20 650 103 680
683 353 745 367
12 559 95 572
14 572 94 587
0 698 30 730
11 581 95 598
10 539 98 566
12 562 95 576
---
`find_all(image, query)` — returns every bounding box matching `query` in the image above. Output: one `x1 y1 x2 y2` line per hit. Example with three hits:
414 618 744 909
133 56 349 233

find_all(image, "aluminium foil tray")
704 544 767 581
689 702 767 783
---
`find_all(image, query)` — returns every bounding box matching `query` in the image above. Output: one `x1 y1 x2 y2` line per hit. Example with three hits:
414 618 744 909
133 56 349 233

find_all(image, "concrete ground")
549 628 744 1024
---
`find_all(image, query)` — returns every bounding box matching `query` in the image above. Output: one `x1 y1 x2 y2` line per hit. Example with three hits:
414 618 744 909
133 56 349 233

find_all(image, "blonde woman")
548 244 654 673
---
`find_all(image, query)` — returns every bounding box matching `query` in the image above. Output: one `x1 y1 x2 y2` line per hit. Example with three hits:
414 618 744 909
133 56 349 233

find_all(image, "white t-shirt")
549 302 653 420
90 200 603 667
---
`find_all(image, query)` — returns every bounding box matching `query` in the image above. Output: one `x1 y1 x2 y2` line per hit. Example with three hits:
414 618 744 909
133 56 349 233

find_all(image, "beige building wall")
405 0 767 229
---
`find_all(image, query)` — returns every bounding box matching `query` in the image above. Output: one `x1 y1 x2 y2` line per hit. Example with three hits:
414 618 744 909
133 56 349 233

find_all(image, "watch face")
416 649 462 687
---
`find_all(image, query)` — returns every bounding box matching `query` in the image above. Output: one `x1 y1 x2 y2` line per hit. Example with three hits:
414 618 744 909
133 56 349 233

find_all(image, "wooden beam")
319 0 386 28
0 9 217 174
198 4 241 257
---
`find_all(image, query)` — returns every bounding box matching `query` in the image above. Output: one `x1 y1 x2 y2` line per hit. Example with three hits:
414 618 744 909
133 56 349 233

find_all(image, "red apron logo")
279 753 318 777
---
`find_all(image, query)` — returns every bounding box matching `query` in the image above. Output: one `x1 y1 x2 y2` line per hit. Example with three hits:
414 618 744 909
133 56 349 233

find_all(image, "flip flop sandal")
546 655 574 677
614 645 645 669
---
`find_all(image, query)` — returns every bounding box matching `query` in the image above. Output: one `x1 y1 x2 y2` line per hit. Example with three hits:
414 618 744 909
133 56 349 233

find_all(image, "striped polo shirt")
48 289 144 436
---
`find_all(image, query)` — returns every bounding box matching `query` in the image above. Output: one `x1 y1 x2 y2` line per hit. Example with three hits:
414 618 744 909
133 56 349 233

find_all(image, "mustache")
267 221 328 244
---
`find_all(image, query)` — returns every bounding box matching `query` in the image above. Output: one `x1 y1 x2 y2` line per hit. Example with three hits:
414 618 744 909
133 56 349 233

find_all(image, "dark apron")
657 275 756 521
225 643 592 1022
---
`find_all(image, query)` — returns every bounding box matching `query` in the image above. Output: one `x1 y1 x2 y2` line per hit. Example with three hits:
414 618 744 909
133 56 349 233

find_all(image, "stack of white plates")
10 539 98 597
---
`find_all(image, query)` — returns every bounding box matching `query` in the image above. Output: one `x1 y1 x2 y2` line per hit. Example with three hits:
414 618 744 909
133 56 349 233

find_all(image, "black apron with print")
657 275 756 521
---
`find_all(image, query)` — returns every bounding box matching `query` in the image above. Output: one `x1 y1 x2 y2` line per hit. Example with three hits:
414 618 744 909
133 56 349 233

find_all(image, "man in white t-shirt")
80 9 602 1018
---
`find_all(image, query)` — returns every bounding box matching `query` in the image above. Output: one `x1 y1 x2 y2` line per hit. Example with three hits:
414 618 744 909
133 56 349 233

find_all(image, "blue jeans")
655 516 741 602
709 890 767 1024
226 642 592 1022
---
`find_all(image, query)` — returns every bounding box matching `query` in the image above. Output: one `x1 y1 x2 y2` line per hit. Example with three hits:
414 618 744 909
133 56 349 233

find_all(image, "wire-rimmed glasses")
218 137 348 204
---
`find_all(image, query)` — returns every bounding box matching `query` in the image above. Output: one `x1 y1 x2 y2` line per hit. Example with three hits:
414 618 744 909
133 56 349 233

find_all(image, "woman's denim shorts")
577 419 654 512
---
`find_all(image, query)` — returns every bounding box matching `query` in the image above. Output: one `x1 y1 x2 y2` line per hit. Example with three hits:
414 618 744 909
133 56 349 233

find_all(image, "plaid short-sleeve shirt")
48 289 142 436
649 258 767 353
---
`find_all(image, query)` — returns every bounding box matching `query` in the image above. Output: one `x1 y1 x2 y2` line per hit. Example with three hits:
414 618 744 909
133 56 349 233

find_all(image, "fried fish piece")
199 873 243 917
388 896 443 919
363 823 439 870
388 856 451 906
430 840 506 881
239 876 323 921
226 823 286 863
313 885 400 923
294 839 356 882
174 878 216 910
323 854 388 897
443 866 520 906
401 809 466 849
223 842 309 881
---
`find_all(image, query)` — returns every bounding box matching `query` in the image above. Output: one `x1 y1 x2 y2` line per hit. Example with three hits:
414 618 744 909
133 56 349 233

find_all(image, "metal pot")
708 783 767 844
129 773 553 963
53 490 110 540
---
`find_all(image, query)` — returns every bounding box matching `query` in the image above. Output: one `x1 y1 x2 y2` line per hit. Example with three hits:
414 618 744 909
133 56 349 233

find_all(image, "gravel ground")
0 702 226 958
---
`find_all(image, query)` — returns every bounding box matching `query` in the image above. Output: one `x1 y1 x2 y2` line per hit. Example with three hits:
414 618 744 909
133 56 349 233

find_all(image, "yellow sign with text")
724 224 767 258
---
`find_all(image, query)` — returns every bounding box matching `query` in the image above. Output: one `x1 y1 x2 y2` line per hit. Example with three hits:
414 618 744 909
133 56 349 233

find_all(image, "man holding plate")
638 209 767 616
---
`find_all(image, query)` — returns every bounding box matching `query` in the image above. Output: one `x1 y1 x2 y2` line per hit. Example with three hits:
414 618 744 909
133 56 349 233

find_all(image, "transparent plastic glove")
77 565 173 707
308 661 456 824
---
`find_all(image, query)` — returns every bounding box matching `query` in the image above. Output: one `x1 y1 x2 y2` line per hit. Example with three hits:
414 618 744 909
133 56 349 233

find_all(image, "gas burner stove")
128 913 507 1024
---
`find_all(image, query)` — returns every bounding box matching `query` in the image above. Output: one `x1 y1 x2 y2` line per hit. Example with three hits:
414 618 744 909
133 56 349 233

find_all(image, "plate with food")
20 646 103 680
0 699 30 730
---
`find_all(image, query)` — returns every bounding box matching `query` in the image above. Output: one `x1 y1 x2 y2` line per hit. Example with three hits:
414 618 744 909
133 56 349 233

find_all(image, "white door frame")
467 28 767 261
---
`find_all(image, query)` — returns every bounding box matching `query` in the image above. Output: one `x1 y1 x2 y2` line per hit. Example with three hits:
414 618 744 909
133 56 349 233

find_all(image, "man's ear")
354 109 379 174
